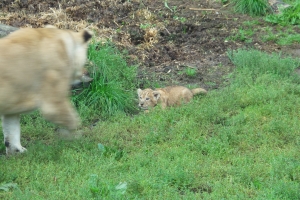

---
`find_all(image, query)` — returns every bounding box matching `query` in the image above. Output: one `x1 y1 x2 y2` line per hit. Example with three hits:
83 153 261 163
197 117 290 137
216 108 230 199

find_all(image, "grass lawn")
1 48 300 199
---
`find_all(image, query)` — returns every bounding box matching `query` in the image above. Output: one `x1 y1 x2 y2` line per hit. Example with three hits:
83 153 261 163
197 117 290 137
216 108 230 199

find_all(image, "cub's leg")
2 114 27 155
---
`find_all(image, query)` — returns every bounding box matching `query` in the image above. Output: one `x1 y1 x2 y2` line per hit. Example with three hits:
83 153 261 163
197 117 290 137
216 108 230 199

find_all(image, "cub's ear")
82 30 92 43
137 89 142 95
153 91 161 100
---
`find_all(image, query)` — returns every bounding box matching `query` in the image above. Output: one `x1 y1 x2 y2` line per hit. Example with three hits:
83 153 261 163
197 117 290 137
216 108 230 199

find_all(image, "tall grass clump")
232 0 272 16
265 1 300 25
72 41 138 122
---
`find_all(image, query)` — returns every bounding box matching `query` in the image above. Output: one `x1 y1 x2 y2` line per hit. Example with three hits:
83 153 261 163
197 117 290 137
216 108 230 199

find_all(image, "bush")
265 2 300 25
232 0 272 16
72 41 138 123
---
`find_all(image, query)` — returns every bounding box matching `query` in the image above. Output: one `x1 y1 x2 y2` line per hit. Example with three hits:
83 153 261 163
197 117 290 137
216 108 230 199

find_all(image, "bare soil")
1 0 300 90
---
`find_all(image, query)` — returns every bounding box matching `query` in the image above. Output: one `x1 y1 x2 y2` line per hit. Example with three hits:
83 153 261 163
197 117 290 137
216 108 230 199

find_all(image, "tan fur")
137 86 207 110
0 26 92 155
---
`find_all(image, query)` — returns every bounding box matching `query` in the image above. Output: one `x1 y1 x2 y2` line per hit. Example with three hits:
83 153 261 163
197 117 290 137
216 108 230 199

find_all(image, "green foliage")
227 49 299 80
88 174 127 198
173 16 187 23
227 27 254 43
277 34 300 45
164 1 177 13
72 41 138 122
1 50 300 199
181 67 197 77
140 23 154 30
265 2 300 25
232 0 272 16
242 20 260 27
261 26 300 45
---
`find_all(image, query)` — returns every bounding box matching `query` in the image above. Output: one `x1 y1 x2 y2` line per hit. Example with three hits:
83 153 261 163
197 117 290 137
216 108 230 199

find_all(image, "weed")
261 28 300 45
173 16 187 23
242 20 260 27
185 68 197 77
179 67 197 77
228 27 254 43
72 41 138 123
140 23 154 30
88 174 127 198
265 2 300 25
261 32 278 43
164 1 177 13
277 34 300 45
232 0 272 16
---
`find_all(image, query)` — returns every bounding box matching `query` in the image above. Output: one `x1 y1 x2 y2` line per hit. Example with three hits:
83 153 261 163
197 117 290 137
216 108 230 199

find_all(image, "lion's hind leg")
2 114 27 155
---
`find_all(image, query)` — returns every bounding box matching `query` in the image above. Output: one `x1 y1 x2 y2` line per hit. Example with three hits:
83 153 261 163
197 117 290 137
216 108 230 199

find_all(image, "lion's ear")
153 91 161 100
82 30 92 43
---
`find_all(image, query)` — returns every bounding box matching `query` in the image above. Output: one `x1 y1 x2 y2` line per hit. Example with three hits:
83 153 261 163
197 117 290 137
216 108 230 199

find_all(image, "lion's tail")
191 88 207 95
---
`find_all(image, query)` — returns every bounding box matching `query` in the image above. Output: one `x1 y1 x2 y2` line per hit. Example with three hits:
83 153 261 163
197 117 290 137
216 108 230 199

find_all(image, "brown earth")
1 0 299 91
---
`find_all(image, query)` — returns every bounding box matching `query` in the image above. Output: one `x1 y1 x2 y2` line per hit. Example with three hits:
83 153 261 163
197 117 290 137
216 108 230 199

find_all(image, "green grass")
72 41 138 124
226 27 254 43
265 1 300 25
277 34 300 45
1 49 300 199
232 0 272 16
227 22 300 46
179 67 197 77
261 26 300 45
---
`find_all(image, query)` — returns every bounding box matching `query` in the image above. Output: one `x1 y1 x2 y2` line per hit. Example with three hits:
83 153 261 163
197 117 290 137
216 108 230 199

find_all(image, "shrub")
265 2 300 25
72 41 138 123
232 0 272 16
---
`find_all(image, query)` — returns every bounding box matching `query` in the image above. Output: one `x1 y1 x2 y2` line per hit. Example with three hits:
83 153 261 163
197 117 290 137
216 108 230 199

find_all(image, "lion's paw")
6 146 27 155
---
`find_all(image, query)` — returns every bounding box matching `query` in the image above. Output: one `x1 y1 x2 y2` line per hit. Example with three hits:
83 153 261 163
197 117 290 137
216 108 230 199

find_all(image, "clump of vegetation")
232 0 272 16
227 27 254 43
265 2 300 25
72 41 138 123
181 67 197 77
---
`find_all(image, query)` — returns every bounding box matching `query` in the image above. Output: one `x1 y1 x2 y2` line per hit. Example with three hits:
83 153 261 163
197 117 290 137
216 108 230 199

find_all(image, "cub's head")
137 88 161 110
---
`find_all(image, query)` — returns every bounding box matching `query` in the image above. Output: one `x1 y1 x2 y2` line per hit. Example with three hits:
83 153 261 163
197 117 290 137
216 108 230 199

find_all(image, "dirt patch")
1 0 299 90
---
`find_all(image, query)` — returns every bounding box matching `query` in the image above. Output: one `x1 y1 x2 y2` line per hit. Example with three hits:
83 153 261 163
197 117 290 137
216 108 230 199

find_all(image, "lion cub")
137 86 207 110
0 26 92 155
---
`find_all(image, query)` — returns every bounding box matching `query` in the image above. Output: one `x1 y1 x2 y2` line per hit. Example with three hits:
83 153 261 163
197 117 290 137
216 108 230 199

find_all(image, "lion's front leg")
40 100 80 131
2 114 27 155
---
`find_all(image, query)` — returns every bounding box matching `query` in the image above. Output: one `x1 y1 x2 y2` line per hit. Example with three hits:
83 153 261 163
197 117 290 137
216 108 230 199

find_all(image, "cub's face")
137 88 161 110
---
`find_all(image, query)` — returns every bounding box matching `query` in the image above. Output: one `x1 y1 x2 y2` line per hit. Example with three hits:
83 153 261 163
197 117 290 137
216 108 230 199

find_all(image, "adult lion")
0 26 92 155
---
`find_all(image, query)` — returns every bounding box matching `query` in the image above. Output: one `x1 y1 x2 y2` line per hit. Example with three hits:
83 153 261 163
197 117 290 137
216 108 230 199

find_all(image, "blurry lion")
0 26 92 155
